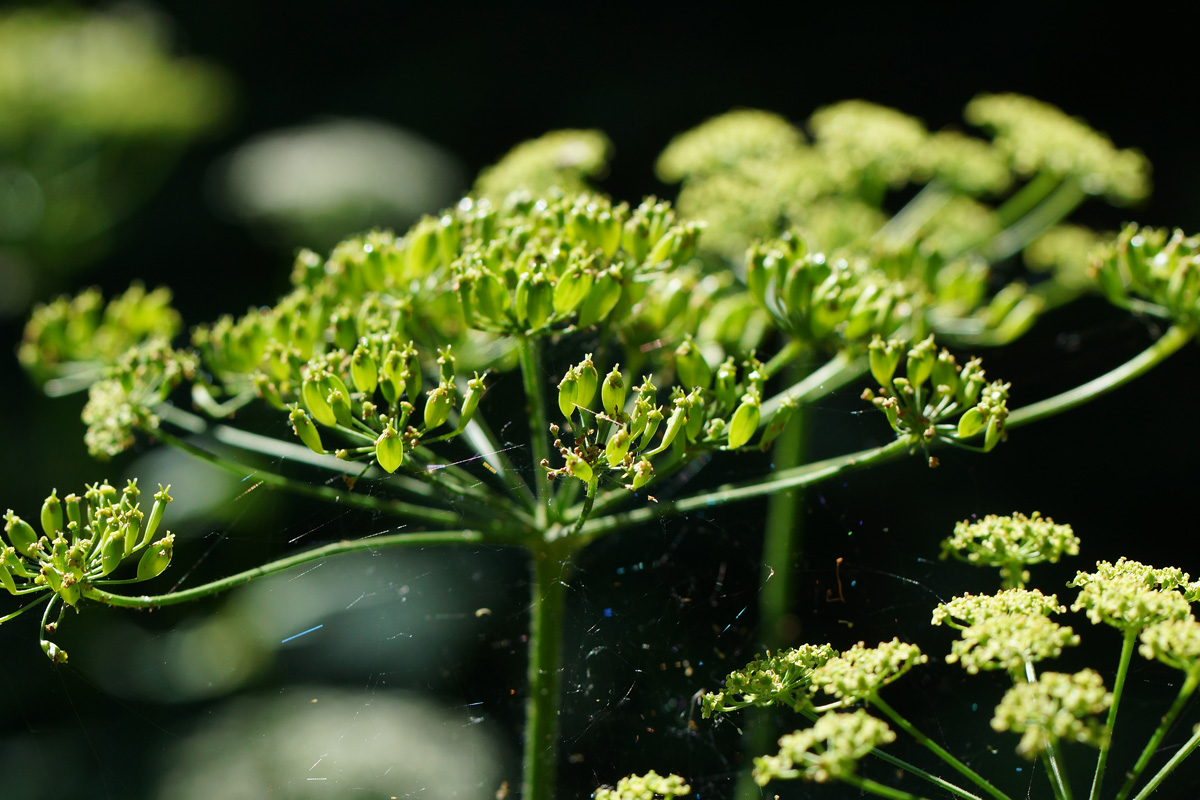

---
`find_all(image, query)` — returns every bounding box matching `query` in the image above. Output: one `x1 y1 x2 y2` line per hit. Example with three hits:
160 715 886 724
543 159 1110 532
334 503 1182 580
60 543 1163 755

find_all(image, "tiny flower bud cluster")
591 771 690 800
2 481 175 662
701 644 838 718
1069 557 1196 631
809 638 927 703
991 669 1112 759
1091 225 1200 331
474 129 611 201
753 710 896 786
940 511 1079 587
1138 617 1200 672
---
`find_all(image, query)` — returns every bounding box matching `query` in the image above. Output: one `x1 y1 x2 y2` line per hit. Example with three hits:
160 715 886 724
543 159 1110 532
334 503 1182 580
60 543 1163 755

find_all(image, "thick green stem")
1089 628 1139 800
517 335 556 526
1116 669 1200 800
987 178 1086 261
83 528 496 607
1130 723 1200 800
523 539 572 800
870 695 1015 800
577 438 914 543
992 172 1062 229
1007 325 1192 430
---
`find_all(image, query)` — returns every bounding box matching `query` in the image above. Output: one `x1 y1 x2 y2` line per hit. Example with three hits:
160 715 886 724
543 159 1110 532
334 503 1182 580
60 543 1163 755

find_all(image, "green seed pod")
957 406 985 439
637 407 664 450
553 264 594 315
375 423 404 473
137 534 174 582
405 348 423 399
407 219 439 274
931 350 960 395
628 458 653 491
40 490 63 538
3 511 38 558
100 530 125 576
984 415 1004 452
675 338 712 390
438 347 456 384
254 375 286 411
437 213 461 264
330 312 357 352
328 389 354 428
471 270 510 323
141 485 173 549
64 494 82 536
351 345 378 395
647 227 679 265
758 400 796 451
575 356 599 410
622 216 651 263
648 400 688 455
605 428 632 465
557 370 580 418
289 405 326 455
906 336 937 388
2 545 32 578
456 374 485 432
684 392 706 442
0 563 16 595
424 384 454 430
564 452 594 483
714 358 739 411
602 366 626 415
727 397 761 449
380 350 407 405
122 514 140 556
577 270 622 327
597 211 622 257
302 375 338 427
868 336 902 389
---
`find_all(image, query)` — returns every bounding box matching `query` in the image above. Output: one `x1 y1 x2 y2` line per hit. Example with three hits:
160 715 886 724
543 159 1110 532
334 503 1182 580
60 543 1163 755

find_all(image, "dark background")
2 2 1200 799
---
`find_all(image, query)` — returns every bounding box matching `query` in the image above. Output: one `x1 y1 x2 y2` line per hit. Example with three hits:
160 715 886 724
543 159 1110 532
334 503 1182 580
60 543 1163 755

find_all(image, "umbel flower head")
932 589 1078 674
1138 617 1200 673
940 511 1079 587
2 481 175 663
810 638 927 703
474 129 611 201
991 669 1112 759
701 644 838 717
1090 225 1200 332
1069 557 1197 631
592 771 690 800
753 710 896 786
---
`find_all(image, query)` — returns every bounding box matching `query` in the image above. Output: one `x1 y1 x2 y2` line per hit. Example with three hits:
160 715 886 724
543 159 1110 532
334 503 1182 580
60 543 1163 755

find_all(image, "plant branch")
460 414 538 510
523 539 573 800
1115 668 1200 800
517 334 556 526
1089 627 1139 800
1130 722 1200 800
987 178 1086 261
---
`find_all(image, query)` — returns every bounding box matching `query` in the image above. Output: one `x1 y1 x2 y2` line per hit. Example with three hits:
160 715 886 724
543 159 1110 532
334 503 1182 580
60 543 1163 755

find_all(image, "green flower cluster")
991 669 1112 759
932 589 1079 674
475 129 611 201
592 771 690 800
1091 225 1200 331
1069 557 1197 631
810 639 928 703
2 481 174 662
940 511 1079 587
701 644 837 717
753 710 895 785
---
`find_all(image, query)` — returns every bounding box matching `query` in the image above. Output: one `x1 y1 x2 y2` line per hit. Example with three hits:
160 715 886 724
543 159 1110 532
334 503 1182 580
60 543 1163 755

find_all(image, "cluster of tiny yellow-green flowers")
545 347 795 488
2 481 174 662
591 771 690 800
81 339 198 459
964 93 1149 203
809 639 927 704
991 669 1112 759
940 511 1079 586
474 129 611 202
701 644 838 717
1025 224 1107 292
18 283 181 389
932 590 1079 674
861 335 1010 461
1069 558 1199 631
1091 225 1200 331
1138 617 1200 673
752 710 896 786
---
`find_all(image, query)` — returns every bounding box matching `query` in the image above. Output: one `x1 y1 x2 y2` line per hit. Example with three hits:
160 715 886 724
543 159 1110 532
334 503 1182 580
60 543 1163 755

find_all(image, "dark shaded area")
3 3 1200 799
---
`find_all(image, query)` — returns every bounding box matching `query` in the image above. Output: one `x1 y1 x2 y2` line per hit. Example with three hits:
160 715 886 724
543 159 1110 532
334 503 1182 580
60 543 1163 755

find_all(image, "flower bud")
558 370 580 418
577 270 622 327
727 395 761 449
906 336 937 388
957 406 985 439
3 511 37 558
605 428 632 465
41 490 63 539
424 384 454 430
575 356 599 410
675 338 712 390
100 530 125 576
602 366 627 415
351 345 378 395
868 336 902 388
456 374 485 432
289 406 326 455
375 422 404 473
302 375 338 427
137 533 174 581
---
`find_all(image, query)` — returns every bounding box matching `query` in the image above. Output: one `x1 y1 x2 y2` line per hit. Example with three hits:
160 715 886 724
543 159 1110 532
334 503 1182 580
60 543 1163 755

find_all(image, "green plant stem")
568 477 599 538
153 428 512 534
870 695 1015 800
1130 722 1200 800
523 539 572 800
1007 325 1192 430
987 178 1086 261
873 179 951 248
842 773 935 800
1020 661 1071 800
1089 627 1139 800
517 334 555 526
1116 668 1200 800
761 339 805 380
577 437 914 543
83 528 495 607
993 172 1062 229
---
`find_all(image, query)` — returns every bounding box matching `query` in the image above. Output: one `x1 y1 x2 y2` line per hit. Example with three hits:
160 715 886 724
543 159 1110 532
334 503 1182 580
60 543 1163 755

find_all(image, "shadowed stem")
987 178 1086 261
517 334 556 526
1115 668 1200 800
523 538 573 800
1089 628 1139 800
1130 722 1200 800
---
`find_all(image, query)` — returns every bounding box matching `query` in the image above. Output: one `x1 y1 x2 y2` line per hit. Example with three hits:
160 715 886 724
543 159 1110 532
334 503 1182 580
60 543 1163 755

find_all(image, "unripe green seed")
984 415 1004 452
351 345 378 395
931 350 959 396
564 452 593 483
602 366 626 415
648 400 688 455
302 376 338 427
675 338 711 390
329 389 354 428
375 423 404 473
714 358 739 411
65 494 82 536
868 336 902 388
577 271 622 327
456 375 485 432
628 459 653 491
3 511 37 558
142 485 172 549
637 407 664 450
906 336 937 388
472 270 510 323
957 406 984 439
553 264 594 315
380 351 406 405
137 534 174 581
758 400 795 451
289 406 326 455
424 384 454 430
100 531 125 576
41 490 63 538
605 428 632 465
0 563 16 595
727 398 761 449
575 356 599 410
558 371 580 419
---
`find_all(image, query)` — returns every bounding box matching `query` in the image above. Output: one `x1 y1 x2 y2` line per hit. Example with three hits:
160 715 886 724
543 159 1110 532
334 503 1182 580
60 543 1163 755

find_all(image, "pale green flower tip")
812 638 927 702
1070 557 1194 630
965 93 1150 204
991 669 1111 759
753 710 895 786
808 100 929 188
704 644 838 716
946 613 1080 674
941 512 1079 576
933 588 1065 627
1139 618 1200 671
656 109 805 183
475 129 611 200
592 770 690 800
